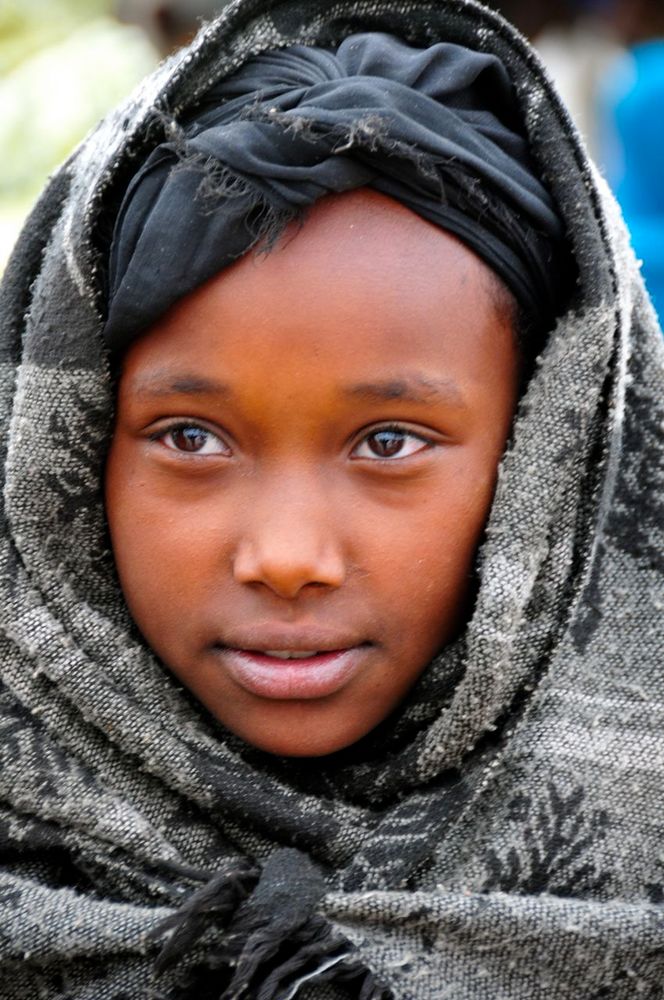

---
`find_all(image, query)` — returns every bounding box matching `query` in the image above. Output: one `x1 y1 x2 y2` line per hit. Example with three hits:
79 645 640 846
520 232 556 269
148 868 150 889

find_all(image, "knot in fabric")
152 848 389 999
104 32 572 351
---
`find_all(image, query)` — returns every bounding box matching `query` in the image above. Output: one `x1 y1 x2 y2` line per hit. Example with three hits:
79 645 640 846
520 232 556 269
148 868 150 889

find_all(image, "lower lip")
217 647 369 700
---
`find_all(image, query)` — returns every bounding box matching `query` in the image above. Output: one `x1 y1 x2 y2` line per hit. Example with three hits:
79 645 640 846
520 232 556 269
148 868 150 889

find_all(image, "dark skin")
105 189 520 757
489 0 573 40
611 0 664 45
114 1 225 55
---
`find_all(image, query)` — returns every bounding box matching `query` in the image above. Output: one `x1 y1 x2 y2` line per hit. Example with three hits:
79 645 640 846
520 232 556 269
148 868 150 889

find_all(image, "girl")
2 1 663 997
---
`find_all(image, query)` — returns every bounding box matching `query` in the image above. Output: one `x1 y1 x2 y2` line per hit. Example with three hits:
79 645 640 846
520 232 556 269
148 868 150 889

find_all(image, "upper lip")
214 628 370 653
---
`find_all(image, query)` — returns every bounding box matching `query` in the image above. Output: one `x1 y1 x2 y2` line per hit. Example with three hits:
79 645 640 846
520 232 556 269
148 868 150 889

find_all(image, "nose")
232 482 346 600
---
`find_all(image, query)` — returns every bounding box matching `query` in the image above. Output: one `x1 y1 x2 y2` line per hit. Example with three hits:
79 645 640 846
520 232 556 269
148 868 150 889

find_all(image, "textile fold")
1 1 663 998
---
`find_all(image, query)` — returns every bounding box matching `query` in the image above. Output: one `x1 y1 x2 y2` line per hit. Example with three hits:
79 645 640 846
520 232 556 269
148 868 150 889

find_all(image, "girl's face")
105 189 520 756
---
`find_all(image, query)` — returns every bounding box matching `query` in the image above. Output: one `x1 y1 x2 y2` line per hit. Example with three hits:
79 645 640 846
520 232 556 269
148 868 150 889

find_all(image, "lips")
215 643 371 700
263 650 319 659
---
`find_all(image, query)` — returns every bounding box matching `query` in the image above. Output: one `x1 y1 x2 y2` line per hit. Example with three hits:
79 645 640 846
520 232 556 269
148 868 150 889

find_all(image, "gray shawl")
2 1 664 998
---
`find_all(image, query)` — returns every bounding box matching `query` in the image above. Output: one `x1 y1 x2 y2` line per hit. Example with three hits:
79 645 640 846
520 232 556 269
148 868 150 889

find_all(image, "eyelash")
149 421 435 461
352 424 435 461
150 422 231 456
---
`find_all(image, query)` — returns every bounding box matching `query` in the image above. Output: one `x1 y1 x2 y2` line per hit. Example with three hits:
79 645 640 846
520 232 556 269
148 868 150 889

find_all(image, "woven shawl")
1 1 664 997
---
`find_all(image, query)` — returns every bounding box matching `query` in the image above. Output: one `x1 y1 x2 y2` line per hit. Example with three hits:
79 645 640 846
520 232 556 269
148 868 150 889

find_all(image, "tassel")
151 861 258 973
214 848 331 998
221 913 348 999
152 849 393 999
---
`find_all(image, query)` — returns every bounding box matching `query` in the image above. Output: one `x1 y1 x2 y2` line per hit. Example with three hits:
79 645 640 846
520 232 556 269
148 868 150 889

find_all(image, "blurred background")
2 0 664 318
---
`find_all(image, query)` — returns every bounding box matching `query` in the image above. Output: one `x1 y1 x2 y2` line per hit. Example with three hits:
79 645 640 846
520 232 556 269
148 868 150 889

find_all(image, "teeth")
263 650 319 659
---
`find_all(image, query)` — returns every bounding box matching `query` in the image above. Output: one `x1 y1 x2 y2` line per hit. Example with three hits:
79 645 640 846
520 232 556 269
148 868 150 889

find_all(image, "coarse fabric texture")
105 32 569 350
1 1 664 998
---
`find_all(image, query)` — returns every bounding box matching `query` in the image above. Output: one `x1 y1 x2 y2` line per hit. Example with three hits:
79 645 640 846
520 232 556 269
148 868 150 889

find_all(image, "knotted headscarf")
104 32 570 350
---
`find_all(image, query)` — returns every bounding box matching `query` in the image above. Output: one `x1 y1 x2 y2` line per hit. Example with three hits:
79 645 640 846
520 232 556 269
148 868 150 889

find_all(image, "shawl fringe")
153 849 392 999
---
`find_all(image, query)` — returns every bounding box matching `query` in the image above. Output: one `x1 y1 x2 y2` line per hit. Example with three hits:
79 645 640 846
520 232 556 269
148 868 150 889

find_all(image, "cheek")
369 458 497 576
356 458 499 650
104 442 205 644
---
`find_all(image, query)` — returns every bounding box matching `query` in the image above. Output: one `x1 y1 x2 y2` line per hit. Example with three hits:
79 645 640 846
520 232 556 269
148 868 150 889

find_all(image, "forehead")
120 188 517 401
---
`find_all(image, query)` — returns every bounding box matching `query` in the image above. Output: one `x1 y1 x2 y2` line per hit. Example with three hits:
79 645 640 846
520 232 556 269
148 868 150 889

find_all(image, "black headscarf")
105 32 569 350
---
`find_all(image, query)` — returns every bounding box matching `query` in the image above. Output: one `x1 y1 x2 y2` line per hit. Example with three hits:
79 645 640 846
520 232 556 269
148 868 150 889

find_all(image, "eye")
153 423 231 456
352 425 433 460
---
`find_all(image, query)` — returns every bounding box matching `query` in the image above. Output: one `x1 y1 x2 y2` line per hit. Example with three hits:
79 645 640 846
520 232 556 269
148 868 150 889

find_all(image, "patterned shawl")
1 1 664 998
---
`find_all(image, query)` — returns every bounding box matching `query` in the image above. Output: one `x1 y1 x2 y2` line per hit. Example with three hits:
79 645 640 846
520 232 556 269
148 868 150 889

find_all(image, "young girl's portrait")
2 0 664 997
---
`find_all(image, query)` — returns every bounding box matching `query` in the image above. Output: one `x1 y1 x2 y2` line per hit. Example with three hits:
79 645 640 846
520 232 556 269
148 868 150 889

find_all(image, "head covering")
1 1 664 998
104 32 570 351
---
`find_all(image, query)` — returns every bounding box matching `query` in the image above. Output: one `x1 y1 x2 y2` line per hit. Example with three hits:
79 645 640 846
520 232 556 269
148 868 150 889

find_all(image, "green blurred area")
0 0 157 269
0 0 108 75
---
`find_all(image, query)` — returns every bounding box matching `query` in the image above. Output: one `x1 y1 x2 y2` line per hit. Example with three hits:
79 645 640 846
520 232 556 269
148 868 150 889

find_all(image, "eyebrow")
344 374 467 408
129 372 232 398
129 371 466 407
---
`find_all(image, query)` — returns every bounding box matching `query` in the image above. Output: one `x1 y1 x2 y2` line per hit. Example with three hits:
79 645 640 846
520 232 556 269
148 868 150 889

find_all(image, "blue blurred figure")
599 0 664 323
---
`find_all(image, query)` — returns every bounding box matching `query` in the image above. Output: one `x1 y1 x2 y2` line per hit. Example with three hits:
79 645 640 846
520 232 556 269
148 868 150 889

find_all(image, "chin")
232 719 368 758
